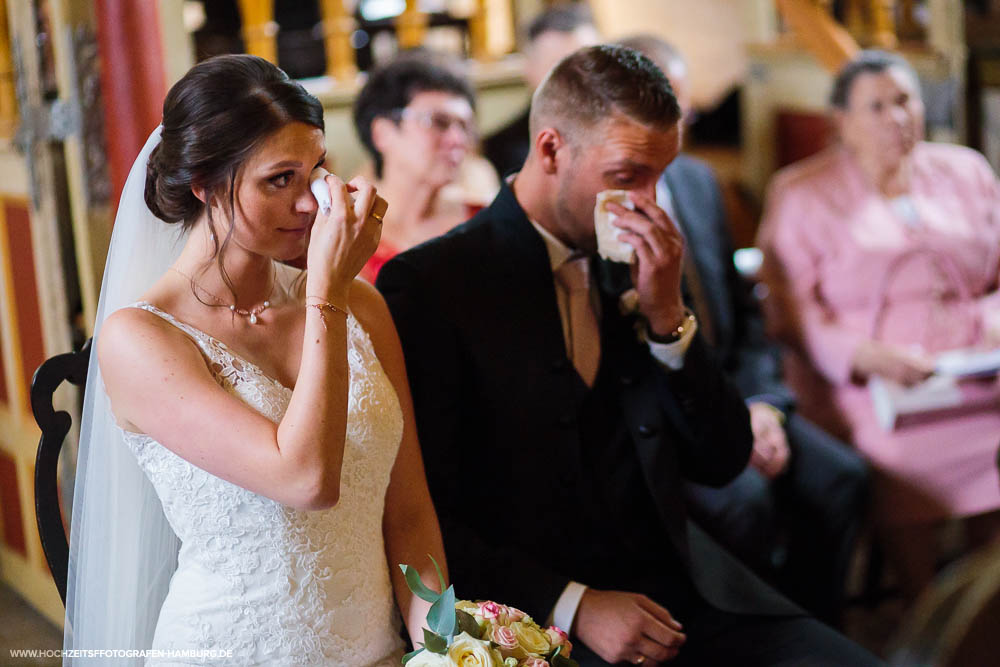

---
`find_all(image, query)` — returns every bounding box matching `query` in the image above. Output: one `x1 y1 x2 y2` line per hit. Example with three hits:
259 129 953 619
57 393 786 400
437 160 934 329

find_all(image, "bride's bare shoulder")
98 307 205 383
347 278 391 328
345 279 406 369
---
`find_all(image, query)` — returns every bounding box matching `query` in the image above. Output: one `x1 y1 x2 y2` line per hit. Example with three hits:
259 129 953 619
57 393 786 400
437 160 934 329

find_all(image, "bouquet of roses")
400 559 577 667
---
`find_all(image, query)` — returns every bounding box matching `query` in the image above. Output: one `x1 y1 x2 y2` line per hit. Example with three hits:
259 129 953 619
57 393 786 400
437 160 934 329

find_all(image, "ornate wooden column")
468 0 490 61
319 0 356 81
0 2 15 138
868 0 899 48
236 0 278 63
844 0 867 37
396 0 428 50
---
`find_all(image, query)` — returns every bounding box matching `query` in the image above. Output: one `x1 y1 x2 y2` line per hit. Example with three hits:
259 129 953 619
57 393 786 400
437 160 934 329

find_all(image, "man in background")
620 34 870 627
482 4 600 177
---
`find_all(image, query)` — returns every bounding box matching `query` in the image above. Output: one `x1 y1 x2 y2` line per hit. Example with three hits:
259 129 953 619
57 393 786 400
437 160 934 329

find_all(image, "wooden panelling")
0 305 7 405
0 0 16 139
0 449 26 557
3 201 44 397
775 109 833 168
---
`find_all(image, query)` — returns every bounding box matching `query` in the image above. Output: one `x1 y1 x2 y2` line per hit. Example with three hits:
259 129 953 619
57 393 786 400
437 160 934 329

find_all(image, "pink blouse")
759 143 1000 386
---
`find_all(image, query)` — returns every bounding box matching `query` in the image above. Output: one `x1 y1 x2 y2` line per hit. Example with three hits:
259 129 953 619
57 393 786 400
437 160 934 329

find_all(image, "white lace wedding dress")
120 303 406 666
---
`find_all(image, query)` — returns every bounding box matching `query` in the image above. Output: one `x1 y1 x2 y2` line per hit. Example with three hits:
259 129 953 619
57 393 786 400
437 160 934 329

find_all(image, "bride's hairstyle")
145 54 323 299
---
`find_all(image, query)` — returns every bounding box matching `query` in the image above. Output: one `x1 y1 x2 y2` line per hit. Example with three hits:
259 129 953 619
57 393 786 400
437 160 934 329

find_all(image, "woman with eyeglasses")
353 52 491 282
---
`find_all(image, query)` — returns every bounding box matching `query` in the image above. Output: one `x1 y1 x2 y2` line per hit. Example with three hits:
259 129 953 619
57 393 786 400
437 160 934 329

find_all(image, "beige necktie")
556 256 600 386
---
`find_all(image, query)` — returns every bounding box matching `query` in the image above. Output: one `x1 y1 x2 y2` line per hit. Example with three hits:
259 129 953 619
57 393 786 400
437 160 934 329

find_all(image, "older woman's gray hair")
829 50 921 109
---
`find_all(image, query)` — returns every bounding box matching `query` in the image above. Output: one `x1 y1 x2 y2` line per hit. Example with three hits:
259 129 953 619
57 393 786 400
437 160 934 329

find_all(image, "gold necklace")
170 265 276 325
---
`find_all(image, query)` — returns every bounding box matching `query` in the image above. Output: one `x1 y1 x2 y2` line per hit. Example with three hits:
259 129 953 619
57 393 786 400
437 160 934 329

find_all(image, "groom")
377 46 879 665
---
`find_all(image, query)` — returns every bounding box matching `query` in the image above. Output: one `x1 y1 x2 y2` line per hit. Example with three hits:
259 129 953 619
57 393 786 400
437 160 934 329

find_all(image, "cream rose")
545 626 572 656
405 649 451 667
510 622 551 656
456 600 480 615
448 632 500 667
504 606 526 623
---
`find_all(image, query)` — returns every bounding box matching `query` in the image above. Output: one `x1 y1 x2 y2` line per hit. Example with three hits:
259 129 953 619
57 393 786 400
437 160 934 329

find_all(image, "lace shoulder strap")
128 301 225 361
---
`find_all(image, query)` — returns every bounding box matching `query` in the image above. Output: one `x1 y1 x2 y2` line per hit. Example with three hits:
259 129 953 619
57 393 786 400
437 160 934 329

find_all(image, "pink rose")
504 606 526 622
477 601 503 619
491 625 518 650
545 627 572 656
522 660 549 667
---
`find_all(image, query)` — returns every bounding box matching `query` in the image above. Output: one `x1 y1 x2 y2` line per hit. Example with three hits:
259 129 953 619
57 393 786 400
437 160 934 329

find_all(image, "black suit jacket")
377 182 797 619
664 155 794 412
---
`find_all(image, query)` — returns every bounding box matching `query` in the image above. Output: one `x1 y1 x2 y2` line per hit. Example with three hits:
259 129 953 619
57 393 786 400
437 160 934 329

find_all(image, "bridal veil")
64 126 185 661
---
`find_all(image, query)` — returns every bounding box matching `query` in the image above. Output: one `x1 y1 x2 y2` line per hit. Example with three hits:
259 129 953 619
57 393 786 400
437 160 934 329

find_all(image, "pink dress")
759 143 1000 524
359 203 484 284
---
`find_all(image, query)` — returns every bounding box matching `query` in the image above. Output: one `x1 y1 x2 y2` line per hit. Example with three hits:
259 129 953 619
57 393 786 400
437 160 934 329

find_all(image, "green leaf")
402 648 425 665
427 584 457 637
455 609 481 639
399 564 441 603
429 554 447 595
551 653 579 667
423 628 448 654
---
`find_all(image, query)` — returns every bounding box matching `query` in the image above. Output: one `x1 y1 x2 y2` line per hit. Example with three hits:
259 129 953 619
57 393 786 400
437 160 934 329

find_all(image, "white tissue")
594 189 636 263
310 167 331 213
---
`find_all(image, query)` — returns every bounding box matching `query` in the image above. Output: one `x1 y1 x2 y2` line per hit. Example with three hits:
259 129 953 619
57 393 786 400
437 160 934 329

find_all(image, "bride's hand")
306 173 383 300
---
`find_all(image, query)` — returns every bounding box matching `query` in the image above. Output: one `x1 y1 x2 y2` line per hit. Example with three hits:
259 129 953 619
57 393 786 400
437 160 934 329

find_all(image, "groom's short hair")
528 44 680 146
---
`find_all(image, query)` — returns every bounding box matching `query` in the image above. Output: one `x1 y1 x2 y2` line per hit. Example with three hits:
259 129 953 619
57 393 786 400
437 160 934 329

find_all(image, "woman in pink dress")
759 50 1000 600
352 53 490 283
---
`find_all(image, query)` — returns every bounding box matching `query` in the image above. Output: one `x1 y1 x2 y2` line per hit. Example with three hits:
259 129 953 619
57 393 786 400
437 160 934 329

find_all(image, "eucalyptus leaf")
399 564 441 603
402 648 425 665
427 584 457 637
455 609 481 639
429 554 447 595
423 628 448 654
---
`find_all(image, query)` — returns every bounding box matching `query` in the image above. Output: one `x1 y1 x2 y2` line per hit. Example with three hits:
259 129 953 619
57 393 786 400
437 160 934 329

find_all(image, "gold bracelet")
306 300 348 330
305 295 348 307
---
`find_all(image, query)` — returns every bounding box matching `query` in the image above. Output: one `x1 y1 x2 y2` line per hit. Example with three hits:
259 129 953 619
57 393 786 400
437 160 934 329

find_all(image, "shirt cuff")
548 581 588 635
745 394 788 413
647 316 699 371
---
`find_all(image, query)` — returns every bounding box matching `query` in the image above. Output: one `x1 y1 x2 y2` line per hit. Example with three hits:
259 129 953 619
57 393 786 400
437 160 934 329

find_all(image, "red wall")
0 450 26 557
4 201 44 395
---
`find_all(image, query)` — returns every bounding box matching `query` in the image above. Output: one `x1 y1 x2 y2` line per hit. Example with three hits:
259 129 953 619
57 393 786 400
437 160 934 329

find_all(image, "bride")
65 54 446 665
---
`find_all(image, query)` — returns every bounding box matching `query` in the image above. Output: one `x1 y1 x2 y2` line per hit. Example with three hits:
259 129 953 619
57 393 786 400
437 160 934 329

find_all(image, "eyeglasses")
392 108 477 141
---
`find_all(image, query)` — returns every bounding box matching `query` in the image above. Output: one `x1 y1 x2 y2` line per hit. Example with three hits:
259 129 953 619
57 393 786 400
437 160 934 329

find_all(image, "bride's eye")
269 171 294 188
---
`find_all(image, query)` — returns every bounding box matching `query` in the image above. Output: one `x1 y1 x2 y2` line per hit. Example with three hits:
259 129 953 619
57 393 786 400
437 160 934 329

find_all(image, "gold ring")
370 210 384 223
635 657 646 665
